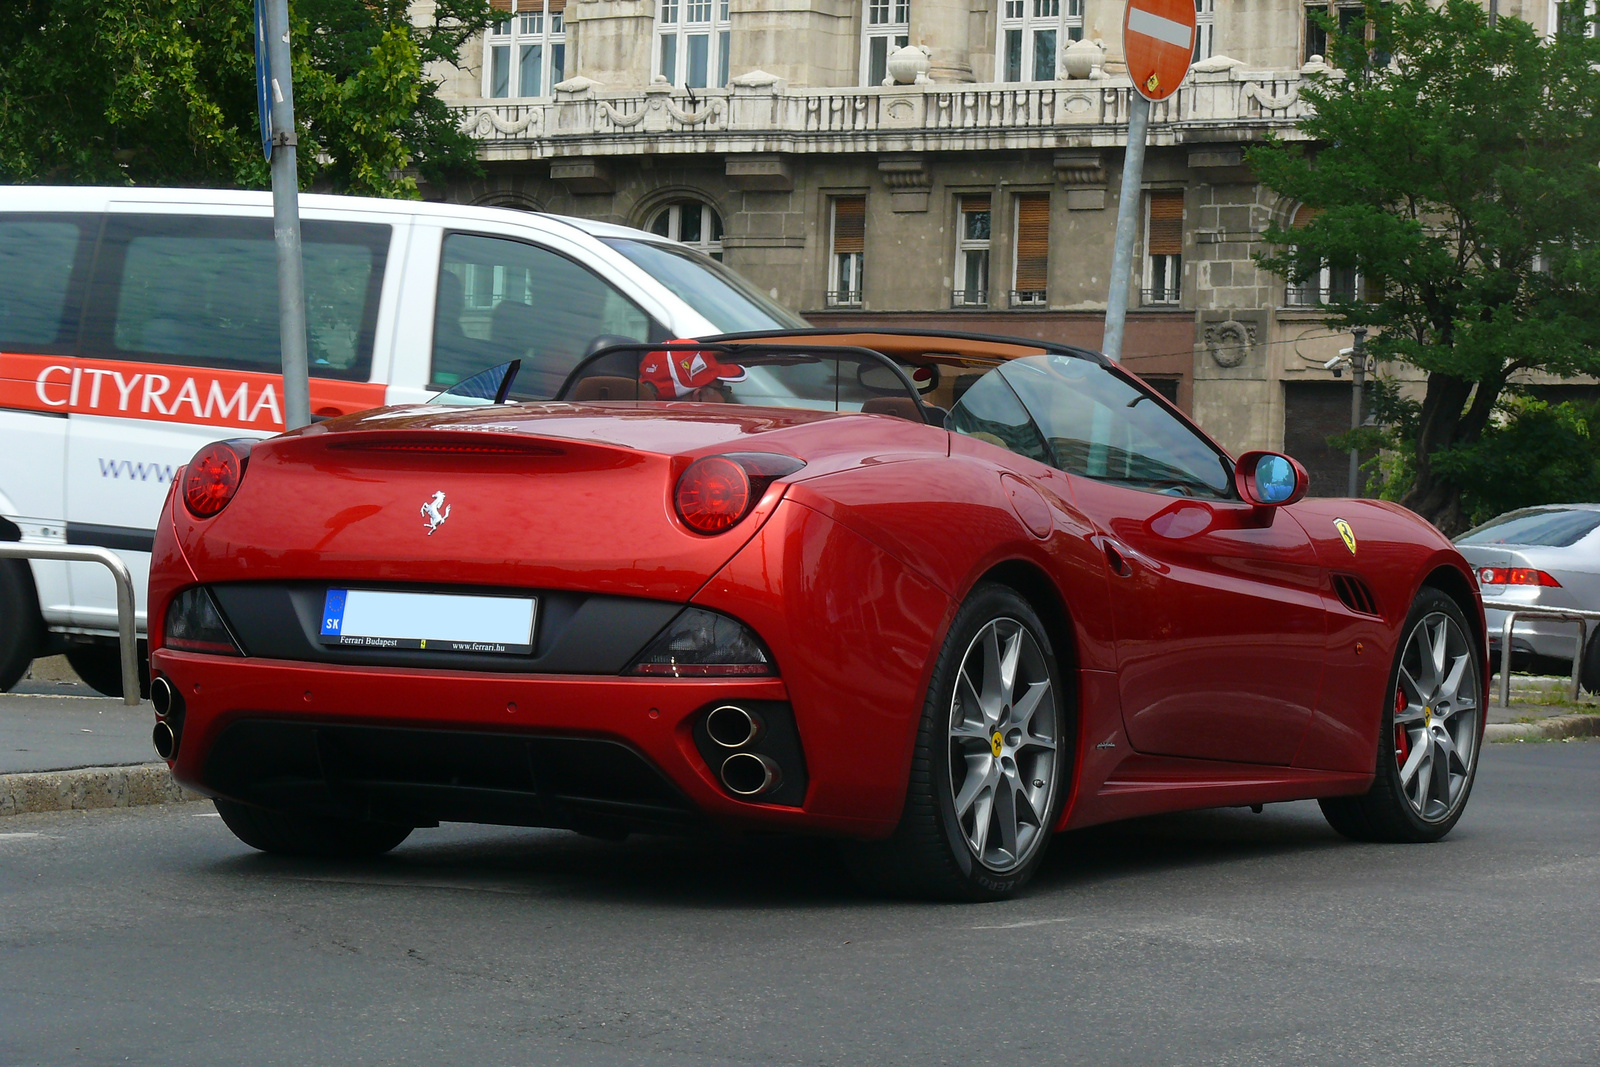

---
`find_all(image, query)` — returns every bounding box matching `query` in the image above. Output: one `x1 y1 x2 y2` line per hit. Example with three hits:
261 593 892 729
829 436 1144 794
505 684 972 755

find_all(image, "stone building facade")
425 0 1564 488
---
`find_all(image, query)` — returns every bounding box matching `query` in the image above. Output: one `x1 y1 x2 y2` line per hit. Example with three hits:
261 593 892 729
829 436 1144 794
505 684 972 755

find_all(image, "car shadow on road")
213 801 1347 908
1031 803 1346 893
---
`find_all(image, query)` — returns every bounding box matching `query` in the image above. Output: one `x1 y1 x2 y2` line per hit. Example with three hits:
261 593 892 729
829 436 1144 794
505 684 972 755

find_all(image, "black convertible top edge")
699 326 1110 366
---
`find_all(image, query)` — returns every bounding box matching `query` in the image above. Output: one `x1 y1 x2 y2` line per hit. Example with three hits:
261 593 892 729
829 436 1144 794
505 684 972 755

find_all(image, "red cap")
639 343 748 399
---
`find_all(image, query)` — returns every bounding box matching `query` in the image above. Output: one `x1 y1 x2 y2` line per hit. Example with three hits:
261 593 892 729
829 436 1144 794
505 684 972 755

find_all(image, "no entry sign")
1123 0 1196 102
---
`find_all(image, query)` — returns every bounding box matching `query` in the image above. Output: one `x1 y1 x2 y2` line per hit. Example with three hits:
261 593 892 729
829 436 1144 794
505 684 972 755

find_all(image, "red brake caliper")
1394 687 1411 768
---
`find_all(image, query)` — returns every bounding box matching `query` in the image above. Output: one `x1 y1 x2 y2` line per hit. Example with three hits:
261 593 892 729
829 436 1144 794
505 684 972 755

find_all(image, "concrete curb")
0 763 205 817
1486 714 1600 743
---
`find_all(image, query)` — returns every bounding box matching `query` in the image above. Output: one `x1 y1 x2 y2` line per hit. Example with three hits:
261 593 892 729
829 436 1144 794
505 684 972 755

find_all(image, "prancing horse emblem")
421 491 451 535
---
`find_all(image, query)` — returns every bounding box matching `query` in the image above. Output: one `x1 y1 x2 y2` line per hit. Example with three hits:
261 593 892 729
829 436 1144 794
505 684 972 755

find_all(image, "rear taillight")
183 440 252 518
1478 567 1561 587
626 607 774 676
163 587 242 655
674 452 804 535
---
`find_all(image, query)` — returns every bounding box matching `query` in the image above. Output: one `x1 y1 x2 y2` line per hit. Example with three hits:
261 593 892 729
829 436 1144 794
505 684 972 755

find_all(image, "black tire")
214 798 413 858
65 641 150 700
1581 627 1600 696
0 560 45 692
845 584 1068 901
1319 587 1484 843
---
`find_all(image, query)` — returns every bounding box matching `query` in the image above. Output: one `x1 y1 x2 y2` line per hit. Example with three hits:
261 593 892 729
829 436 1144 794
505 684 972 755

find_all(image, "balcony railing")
1009 289 1047 308
825 290 863 308
450 66 1314 157
951 289 989 308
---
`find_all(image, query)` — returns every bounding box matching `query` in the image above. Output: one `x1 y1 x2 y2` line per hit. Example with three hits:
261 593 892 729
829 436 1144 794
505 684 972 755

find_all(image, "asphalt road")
3 743 1598 1067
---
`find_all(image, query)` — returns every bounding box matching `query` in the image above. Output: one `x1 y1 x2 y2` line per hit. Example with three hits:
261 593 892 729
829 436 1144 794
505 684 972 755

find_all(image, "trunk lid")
176 403 946 601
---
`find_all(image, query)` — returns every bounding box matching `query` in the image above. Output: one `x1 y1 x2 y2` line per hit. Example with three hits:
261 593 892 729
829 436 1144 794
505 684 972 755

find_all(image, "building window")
656 0 732 89
486 0 566 99
1143 190 1183 306
1194 0 1215 62
649 201 724 261
1284 205 1362 305
1553 0 1599 36
1305 2 1381 63
828 197 865 307
862 0 911 85
953 196 991 308
999 0 1082 82
1010 193 1049 307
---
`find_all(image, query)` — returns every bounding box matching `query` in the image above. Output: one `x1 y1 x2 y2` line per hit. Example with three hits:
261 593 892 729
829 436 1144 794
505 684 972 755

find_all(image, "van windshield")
602 239 809 334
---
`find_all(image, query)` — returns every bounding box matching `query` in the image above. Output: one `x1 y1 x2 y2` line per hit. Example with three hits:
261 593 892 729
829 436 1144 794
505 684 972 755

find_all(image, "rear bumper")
151 649 898 838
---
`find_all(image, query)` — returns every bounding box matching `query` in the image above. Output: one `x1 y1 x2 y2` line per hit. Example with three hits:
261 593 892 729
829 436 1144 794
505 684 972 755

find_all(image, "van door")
0 213 98 632
385 226 671 406
60 212 394 632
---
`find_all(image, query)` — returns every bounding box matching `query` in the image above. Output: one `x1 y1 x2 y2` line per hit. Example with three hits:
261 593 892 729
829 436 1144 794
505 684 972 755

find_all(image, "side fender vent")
1331 573 1380 617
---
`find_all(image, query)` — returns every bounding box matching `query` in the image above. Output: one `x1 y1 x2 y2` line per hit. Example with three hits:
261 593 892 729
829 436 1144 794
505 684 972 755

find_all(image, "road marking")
192 812 220 818
1127 7 1193 48
0 832 45 840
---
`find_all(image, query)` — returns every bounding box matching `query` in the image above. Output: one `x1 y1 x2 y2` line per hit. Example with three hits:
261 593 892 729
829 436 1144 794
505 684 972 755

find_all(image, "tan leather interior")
567 376 654 401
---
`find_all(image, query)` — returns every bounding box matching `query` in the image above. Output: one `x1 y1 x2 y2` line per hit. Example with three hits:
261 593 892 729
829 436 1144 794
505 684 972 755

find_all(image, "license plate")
319 589 536 655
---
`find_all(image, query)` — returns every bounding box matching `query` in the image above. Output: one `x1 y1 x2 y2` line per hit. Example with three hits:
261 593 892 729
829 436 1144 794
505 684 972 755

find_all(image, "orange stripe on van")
0 352 388 431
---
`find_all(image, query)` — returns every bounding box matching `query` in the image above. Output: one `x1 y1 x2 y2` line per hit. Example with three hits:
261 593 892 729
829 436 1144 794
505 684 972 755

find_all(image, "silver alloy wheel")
1395 610 1481 822
947 618 1058 872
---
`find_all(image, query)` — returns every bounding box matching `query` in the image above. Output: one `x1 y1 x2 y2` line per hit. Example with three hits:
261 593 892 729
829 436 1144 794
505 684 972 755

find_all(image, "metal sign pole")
1101 93 1152 364
263 0 312 431
1348 325 1368 497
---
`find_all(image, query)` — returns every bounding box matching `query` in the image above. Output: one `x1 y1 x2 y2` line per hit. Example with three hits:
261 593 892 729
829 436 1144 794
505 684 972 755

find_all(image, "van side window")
434 233 653 398
0 216 91 350
85 215 389 381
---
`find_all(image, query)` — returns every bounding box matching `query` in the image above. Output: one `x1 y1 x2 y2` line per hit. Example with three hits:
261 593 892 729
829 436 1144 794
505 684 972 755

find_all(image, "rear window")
1457 508 1600 548
0 216 88 349
85 215 390 381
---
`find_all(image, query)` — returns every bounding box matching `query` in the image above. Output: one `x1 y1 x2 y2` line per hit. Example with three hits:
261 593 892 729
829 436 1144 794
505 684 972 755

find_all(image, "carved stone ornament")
730 69 785 91
1204 319 1257 368
1061 38 1105 80
877 153 930 189
884 45 932 86
1190 55 1244 74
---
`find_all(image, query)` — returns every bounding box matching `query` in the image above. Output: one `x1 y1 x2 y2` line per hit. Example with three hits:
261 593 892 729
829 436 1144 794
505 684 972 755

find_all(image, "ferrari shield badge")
421 490 451 535
1333 518 1357 555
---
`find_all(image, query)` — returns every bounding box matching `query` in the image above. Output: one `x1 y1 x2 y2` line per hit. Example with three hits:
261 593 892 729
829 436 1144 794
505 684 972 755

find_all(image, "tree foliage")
1250 0 1600 532
0 0 494 197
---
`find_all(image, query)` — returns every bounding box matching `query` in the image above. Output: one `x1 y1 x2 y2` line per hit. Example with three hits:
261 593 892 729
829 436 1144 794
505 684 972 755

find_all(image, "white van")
0 187 808 694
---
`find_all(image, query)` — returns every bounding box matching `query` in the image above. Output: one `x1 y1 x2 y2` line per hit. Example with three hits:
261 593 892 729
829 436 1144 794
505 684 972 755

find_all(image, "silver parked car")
1455 504 1600 686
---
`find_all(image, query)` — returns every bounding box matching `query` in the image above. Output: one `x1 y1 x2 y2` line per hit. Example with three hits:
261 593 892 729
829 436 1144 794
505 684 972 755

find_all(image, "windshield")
1457 508 1600 548
556 342 931 418
603 239 809 333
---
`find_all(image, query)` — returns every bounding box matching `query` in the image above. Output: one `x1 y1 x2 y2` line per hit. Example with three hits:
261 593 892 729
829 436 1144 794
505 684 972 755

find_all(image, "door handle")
1102 537 1133 578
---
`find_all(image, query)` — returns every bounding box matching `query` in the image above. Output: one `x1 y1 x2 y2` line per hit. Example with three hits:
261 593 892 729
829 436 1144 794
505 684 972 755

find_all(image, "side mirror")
1235 451 1308 507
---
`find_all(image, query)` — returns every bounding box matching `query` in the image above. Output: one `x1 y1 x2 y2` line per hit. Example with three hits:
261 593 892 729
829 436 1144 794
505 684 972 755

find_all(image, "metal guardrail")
1481 600 1600 708
0 543 139 706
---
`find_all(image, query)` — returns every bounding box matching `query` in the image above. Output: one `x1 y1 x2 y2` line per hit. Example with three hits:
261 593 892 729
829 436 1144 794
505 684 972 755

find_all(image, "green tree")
1251 0 1600 532
0 0 494 197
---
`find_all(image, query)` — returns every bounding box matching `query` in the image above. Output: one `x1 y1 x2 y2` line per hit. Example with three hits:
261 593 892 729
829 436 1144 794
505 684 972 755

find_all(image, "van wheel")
0 560 44 692
65 642 150 700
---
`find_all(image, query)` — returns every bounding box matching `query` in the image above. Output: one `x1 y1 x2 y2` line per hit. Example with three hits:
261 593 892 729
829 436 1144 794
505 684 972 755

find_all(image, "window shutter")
1013 194 1050 291
1147 191 1184 256
833 197 865 255
490 0 513 11
546 0 566 12
962 195 991 215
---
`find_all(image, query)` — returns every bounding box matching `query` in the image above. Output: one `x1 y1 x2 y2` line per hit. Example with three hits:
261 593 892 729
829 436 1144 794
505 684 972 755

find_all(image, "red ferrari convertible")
147 331 1486 900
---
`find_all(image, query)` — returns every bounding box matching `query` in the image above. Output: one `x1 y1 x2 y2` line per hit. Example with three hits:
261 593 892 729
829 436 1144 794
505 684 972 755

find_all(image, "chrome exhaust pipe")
705 705 763 749
150 676 177 718
720 752 781 797
152 720 177 761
